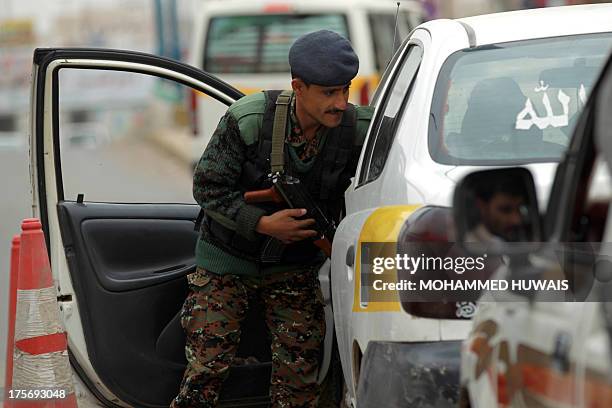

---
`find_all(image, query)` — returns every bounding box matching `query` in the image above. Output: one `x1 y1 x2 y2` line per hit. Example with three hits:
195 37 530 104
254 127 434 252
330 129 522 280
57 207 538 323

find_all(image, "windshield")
204 14 348 74
429 32 612 166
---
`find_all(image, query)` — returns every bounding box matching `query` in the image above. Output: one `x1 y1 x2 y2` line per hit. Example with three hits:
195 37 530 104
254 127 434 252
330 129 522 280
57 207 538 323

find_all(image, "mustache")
325 109 345 114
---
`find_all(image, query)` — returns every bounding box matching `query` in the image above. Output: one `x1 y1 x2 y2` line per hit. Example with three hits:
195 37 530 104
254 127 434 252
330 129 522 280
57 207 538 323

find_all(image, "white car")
454 50 612 408
330 4 612 407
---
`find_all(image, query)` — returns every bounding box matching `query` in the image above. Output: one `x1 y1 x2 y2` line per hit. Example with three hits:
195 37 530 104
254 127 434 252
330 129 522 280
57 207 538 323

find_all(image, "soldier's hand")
256 209 318 244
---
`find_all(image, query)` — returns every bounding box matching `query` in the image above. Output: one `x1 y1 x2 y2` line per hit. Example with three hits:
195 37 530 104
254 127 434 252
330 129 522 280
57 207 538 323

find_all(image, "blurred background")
0 0 607 383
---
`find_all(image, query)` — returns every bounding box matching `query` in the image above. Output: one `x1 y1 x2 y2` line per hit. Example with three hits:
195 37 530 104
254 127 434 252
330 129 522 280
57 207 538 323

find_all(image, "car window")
57 68 227 203
358 44 423 186
204 14 348 74
559 151 610 300
429 32 612 166
543 82 610 299
564 148 611 242
369 39 408 107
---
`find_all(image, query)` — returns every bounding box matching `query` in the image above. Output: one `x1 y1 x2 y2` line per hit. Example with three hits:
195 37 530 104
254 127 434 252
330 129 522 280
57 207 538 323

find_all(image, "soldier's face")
292 79 350 128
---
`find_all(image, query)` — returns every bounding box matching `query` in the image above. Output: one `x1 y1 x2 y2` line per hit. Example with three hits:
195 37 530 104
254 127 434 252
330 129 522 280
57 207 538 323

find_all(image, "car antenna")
384 1 401 71
392 2 401 54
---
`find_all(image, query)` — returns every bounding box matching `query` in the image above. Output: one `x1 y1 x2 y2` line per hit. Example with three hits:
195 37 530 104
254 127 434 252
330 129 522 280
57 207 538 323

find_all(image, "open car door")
30 48 273 408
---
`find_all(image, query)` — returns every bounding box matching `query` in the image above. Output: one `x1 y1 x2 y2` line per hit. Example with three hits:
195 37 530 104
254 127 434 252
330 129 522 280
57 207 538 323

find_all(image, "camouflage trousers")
170 265 326 408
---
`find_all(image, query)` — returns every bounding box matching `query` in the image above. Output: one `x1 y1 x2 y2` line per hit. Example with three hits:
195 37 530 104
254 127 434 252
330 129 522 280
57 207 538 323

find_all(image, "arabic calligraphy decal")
515 81 588 131
456 301 477 318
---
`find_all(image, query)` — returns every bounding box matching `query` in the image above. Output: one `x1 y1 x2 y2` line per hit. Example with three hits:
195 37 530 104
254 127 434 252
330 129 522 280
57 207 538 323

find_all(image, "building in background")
0 0 207 147
0 19 34 148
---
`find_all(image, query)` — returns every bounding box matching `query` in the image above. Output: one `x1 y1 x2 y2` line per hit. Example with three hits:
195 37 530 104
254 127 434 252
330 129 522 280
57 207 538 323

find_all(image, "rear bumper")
356 340 461 408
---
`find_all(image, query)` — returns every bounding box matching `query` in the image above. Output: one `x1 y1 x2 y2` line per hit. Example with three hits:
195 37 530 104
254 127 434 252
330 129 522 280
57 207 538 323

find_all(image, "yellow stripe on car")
352 205 421 312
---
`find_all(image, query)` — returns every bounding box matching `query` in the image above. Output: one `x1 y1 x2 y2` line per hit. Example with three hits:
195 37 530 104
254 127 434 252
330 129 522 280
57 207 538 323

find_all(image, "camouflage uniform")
171 91 373 408
172 266 325 408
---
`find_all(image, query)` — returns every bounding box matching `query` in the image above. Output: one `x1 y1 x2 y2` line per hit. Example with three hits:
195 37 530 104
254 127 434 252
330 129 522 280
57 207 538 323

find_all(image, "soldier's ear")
291 78 304 96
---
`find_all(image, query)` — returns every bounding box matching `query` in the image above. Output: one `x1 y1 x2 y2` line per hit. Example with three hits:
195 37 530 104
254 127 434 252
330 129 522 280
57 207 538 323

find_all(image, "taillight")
395 206 492 319
189 89 198 137
263 3 292 13
359 81 370 106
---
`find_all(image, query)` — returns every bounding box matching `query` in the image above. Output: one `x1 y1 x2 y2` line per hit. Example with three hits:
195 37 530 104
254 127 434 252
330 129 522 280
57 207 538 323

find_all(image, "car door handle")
346 245 355 267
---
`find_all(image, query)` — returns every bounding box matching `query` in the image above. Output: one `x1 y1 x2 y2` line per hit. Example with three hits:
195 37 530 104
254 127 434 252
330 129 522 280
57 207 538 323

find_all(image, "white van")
187 0 424 165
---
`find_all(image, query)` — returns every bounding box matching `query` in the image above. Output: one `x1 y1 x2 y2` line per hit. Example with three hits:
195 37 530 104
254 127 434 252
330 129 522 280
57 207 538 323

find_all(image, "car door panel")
33 49 272 408
56 193 272 408
58 203 199 291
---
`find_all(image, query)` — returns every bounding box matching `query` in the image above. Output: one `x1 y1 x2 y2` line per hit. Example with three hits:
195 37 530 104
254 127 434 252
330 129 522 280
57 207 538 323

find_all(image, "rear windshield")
429 32 612 166
204 14 348 74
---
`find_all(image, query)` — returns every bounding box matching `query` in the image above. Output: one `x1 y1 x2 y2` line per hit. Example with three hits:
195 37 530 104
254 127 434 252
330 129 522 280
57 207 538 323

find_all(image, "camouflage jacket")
193 91 373 275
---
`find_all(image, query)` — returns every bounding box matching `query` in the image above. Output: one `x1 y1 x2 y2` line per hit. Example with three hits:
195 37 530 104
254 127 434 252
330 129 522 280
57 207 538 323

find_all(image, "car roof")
453 4 612 46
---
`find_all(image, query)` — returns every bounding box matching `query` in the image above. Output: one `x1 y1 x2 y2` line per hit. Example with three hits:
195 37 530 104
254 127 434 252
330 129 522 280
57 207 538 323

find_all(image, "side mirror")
453 168 541 256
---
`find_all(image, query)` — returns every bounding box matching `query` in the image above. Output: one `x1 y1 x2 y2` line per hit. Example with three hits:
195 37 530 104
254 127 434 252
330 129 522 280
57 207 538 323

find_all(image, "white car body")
332 4 612 406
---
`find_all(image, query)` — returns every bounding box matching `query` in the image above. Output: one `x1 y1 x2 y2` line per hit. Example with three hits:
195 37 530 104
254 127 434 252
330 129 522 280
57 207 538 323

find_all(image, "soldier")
171 30 373 408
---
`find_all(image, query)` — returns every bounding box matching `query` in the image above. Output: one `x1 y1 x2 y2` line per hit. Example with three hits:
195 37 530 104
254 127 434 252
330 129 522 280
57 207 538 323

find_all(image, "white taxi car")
330 4 612 407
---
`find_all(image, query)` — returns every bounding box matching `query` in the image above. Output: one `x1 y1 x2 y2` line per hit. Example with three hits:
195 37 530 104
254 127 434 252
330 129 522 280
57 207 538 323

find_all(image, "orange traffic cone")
9 219 77 407
4 235 20 408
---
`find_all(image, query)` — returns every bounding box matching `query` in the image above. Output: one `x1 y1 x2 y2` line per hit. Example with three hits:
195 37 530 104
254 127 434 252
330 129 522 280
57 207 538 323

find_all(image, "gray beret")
289 30 359 87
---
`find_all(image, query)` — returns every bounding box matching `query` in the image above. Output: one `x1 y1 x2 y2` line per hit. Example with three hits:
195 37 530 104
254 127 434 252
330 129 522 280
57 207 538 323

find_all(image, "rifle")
244 174 336 257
